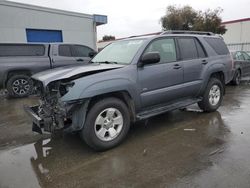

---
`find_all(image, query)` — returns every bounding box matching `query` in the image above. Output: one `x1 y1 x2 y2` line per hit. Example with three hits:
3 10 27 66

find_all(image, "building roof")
221 18 250 25
1 1 107 25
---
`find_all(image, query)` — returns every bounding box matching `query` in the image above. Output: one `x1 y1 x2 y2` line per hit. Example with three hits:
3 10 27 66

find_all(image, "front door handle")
202 59 208 65
77 58 84 62
173 64 181 69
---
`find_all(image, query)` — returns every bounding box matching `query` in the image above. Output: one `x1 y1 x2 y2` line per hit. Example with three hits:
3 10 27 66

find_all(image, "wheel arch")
235 68 242 75
199 69 226 96
88 90 136 122
70 90 136 132
4 69 32 88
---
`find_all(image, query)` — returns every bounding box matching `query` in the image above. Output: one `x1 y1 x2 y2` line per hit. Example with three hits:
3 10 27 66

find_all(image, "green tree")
193 8 226 34
160 5 226 34
102 35 115 41
160 6 197 31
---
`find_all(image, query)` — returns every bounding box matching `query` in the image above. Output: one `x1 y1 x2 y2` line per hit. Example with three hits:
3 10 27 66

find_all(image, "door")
71 45 93 63
52 44 77 68
177 37 207 97
138 38 184 108
241 51 250 76
52 44 93 68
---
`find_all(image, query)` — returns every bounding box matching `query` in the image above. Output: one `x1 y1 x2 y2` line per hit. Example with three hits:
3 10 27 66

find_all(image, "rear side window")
178 38 198 60
235 52 245 61
195 39 206 58
242 52 250 61
204 37 229 55
0 44 45 56
145 38 177 63
71 45 93 57
58 45 72 57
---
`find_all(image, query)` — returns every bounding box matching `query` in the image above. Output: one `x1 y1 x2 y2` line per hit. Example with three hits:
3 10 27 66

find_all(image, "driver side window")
144 38 177 63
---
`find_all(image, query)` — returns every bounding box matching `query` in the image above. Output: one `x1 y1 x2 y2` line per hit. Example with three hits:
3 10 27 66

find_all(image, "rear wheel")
231 69 241 85
6 74 33 98
198 77 223 112
81 97 130 151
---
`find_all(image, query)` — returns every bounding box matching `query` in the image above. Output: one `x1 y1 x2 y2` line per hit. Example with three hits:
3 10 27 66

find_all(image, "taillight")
230 54 234 70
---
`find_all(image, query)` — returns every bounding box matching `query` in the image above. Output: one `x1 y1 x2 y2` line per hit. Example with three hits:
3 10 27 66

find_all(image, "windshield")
92 39 145 64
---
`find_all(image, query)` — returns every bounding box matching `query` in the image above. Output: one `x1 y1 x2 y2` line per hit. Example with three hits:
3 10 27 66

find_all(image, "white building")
0 1 107 49
222 18 250 51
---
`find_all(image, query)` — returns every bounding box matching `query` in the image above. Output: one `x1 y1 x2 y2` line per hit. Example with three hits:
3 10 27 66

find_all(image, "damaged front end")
25 80 87 134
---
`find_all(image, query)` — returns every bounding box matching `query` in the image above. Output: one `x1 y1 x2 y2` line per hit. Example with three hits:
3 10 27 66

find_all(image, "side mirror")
139 52 160 67
89 51 97 58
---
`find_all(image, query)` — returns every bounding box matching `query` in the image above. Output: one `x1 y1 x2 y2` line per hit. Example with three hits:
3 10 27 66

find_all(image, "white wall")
0 1 97 49
223 21 250 44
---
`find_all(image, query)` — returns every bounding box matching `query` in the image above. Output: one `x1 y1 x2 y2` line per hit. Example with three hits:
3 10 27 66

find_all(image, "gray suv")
25 31 233 151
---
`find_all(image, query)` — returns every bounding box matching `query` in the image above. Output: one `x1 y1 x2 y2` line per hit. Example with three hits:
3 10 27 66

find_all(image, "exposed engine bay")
26 79 85 134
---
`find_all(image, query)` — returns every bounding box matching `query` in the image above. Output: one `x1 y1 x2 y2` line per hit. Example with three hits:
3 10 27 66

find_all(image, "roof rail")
160 30 215 36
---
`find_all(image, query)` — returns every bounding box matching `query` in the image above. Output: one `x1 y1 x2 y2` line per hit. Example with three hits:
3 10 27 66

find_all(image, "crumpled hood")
32 63 125 86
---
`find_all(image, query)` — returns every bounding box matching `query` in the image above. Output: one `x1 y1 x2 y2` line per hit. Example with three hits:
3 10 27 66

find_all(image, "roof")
1 1 107 25
98 32 161 43
221 18 250 25
98 30 219 43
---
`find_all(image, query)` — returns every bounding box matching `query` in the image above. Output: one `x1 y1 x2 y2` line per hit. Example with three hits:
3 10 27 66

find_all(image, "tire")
231 69 241 86
198 77 224 112
6 74 33 98
81 97 131 151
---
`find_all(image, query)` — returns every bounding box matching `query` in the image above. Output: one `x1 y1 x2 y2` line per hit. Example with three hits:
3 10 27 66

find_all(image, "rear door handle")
173 64 181 69
202 59 208 65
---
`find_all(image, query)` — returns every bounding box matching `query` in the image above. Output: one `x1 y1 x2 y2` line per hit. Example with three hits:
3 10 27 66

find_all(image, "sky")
10 0 250 40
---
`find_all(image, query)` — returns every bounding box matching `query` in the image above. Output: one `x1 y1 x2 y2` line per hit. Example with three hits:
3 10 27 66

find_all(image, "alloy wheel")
12 78 30 95
208 85 221 106
94 108 124 141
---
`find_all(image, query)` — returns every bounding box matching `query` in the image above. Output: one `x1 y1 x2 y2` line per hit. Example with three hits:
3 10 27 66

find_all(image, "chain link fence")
227 43 250 51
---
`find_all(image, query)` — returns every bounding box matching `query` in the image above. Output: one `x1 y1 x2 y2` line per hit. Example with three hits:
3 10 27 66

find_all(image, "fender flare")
199 63 226 95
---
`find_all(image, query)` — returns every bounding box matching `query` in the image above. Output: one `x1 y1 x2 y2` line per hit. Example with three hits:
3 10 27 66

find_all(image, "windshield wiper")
95 61 118 64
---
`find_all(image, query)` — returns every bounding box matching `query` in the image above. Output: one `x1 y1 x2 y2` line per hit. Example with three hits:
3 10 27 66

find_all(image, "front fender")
80 78 134 97
61 78 140 108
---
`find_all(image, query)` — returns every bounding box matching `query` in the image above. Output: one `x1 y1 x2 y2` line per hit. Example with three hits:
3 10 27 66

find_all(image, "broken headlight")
59 81 75 97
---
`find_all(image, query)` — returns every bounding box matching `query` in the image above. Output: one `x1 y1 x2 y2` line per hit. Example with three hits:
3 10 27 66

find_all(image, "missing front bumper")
24 99 89 134
24 105 55 134
24 105 44 134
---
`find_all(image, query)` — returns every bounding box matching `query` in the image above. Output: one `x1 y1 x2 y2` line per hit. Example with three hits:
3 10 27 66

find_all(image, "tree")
160 6 197 31
160 5 226 34
193 8 226 34
102 35 115 41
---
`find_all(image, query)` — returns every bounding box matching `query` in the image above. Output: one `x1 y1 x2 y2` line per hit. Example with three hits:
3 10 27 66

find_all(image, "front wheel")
81 97 130 151
198 78 223 112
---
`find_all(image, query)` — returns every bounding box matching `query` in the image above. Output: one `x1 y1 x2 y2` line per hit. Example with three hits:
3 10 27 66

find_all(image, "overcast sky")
10 0 250 40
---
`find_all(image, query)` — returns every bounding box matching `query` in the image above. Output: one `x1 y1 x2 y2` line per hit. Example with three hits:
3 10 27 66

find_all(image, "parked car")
25 31 233 151
230 50 250 85
0 43 96 97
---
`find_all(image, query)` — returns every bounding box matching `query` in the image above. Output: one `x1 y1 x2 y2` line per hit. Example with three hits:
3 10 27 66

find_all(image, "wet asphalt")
0 82 250 188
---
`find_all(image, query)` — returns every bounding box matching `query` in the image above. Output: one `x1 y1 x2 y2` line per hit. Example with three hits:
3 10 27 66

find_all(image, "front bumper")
24 104 64 134
24 105 45 134
24 99 87 134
